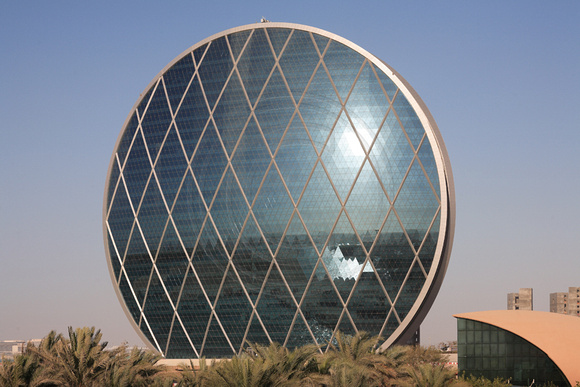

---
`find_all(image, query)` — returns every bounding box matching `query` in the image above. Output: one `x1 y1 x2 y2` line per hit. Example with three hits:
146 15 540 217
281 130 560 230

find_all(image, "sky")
1 1 579 349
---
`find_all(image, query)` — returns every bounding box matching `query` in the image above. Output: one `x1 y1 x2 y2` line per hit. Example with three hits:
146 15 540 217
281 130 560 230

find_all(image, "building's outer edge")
103 22 455 356
454 311 580 386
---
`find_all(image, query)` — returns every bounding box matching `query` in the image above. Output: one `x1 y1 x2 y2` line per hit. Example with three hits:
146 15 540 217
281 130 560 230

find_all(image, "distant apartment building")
507 288 533 310
550 287 580 317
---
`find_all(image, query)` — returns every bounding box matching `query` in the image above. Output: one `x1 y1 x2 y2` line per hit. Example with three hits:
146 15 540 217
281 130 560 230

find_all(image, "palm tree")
35 327 111 386
323 331 397 386
102 344 165 387
199 355 276 387
401 363 465 387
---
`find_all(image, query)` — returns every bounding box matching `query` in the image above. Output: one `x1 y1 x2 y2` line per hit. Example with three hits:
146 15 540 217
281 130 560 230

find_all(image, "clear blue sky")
1 1 579 347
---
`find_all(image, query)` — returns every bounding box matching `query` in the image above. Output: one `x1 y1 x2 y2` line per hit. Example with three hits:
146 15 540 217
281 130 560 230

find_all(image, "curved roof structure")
454 310 580 385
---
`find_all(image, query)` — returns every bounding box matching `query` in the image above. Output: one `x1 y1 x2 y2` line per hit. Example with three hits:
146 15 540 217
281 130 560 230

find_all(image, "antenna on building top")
260 17 270 23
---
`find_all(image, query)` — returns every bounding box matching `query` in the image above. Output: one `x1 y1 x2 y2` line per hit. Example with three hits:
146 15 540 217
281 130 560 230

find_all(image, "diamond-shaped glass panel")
191 123 228 203
323 40 365 101
176 267 212 351
213 74 250 156
154 125 188 208
279 30 320 102
256 267 297 345
297 162 342 252
175 74 210 160
275 115 318 203
236 29 275 107
122 130 152 209
266 28 291 57
254 67 295 153
140 82 173 161
163 54 195 113
321 111 365 200
197 37 233 112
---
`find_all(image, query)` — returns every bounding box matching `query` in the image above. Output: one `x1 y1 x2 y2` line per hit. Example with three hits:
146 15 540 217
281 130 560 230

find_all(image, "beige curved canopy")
454 310 580 385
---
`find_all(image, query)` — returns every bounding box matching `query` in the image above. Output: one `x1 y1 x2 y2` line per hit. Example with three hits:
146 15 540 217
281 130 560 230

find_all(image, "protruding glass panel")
394 159 439 248
214 268 253 352
233 215 272 302
166 321 195 359
370 213 415 302
191 220 229 305
254 67 295 153
123 228 152 305
347 261 389 334
154 125 188 208
300 265 343 346
237 29 276 107
197 37 233 111
142 273 174 353
213 74 250 156
370 109 414 198
277 213 318 302
297 162 341 252
175 74 210 160
321 111 365 200
392 91 424 150
346 62 389 143
154 221 189 304
203 316 234 357
323 40 365 101
140 83 173 161
266 28 291 57
300 65 341 153
137 87 154 118
137 179 169 256
171 172 205 255
394 262 425 322
256 267 296 345
227 30 251 61
211 167 249 255
192 43 208 65
417 211 440 275
345 160 389 248
252 166 294 253
231 117 271 203
285 313 316 349
311 32 329 54
122 130 152 209
243 313 271 350
116 114 139 175
375 69 398 101
107 186 135 261
177 267 212 351
163 54 195 113
324 211 361 303
417 138 441 201
278 30 320 102
119 271 141 322
275 115 318 202
191 123 228 203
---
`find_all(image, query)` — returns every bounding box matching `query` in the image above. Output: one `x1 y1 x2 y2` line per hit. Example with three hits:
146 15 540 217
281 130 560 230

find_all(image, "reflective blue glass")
105 24 452 358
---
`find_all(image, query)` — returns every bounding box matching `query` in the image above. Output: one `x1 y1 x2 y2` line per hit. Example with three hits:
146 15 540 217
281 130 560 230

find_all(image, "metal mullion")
390 89 420 154
377 307 397 342
170 313 200 359
369 61 395 105
413 134 442 204
325 306 360 353
413 206 442 278
199 260 237 356
388 256 421 324
264 27 293 62
282 305 320 352
105 154 124 219
238 309 273 355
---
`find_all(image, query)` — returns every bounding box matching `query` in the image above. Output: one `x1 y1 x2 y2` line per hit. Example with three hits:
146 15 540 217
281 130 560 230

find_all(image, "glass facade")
104 23 454 358
457 319 568 386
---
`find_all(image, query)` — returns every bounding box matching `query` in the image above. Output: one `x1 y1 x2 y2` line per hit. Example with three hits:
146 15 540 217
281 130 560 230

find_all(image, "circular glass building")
104 22 455 358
